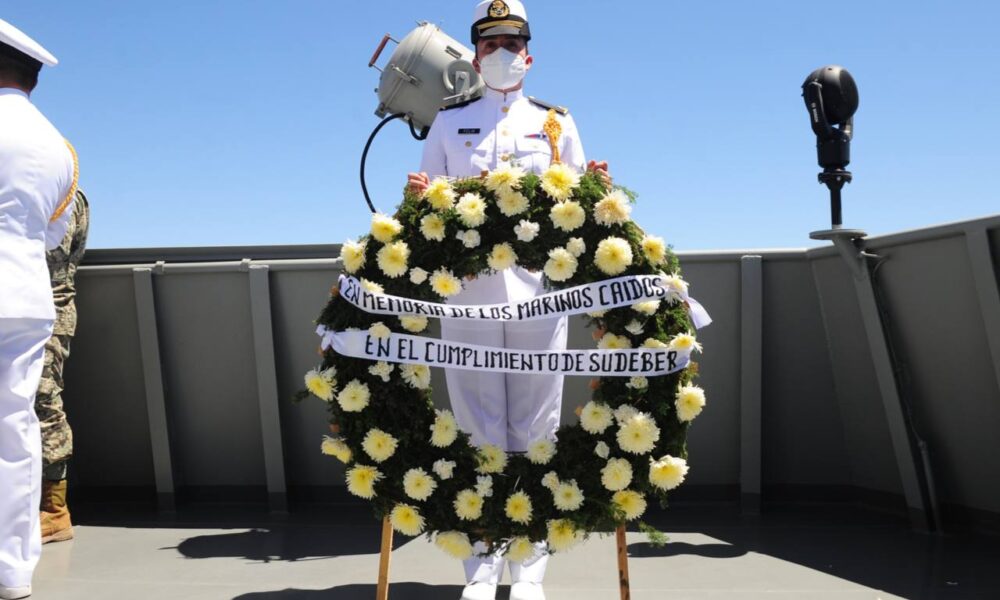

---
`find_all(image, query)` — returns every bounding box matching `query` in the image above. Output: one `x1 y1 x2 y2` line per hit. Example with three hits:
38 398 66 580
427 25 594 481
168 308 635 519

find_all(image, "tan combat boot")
40 479 73 544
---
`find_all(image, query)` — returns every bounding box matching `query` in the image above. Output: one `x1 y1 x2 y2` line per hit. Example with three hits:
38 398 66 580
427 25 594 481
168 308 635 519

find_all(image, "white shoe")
510 581 545 600
460 582 497 600
0 586 31 600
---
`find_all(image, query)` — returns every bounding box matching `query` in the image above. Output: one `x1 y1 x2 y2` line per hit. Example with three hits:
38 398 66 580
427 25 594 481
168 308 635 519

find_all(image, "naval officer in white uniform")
408 3 608 600
0 18 76 600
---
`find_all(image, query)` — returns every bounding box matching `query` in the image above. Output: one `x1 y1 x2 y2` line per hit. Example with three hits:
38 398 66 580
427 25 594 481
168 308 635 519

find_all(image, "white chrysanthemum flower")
642 337 669 349
552 480 585 511
435 531 474 560
454 489 484 520
430 410 459 448
514 220 540 242
430 268 462 298
399 315 428 333
625 320 645 336
617 413 661 455
477 444 508 474
547 519 583 552
475 475 494 498
544 247 578 282
670 333 704 353
456 192 487 227
588 309 607 318
594 237 634 275
506 536 536 563
360 278 384 295
614 405 640 424
593 190 632 226
362 428 398 463
496 189 529 216
649 455 689 490
676 384 707 422
390 503 425 536
346 465 382 499
455 229 480 248
376 241 410 278
594 441 610 459
400 364 431 389
598 332 632 350
580 401 614 434
320 436 352 463
403 468 437 501
340 239 366 273
661 272 689 303
632 300 661 315
420 214 446 242
424 177 457 210
409 268 429 285
337 379 370 412
485 165 526 196
505 491 533 525
371 213 403 243
304 368 336 402
368 361 394 382
549 200 586 232
642 235 667 265
626 376 648 390
566 237 586 257
432 459 456 480
487 243 518 271
541 163 581 201
526 439 556 465
369 322 391 339
612 490 647 521
541 471 560 491
601 458 634 491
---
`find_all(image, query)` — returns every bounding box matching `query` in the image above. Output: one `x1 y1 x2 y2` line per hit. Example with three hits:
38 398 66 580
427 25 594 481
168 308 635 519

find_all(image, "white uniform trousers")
442 268 565 585
0 318 52 588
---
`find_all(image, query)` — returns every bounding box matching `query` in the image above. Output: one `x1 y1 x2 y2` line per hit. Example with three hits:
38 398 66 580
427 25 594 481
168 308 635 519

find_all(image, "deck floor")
31 502 999 599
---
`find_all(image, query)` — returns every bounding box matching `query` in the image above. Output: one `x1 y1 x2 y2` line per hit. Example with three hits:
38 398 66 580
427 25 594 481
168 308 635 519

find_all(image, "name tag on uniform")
458 128 481 135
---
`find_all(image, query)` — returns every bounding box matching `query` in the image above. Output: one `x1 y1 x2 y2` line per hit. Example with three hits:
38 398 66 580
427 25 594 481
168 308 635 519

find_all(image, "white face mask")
478 48 527 91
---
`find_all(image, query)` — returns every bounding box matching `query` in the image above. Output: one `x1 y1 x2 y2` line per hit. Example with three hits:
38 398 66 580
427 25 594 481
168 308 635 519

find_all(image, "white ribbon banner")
318 328 691 377
338 274 712 329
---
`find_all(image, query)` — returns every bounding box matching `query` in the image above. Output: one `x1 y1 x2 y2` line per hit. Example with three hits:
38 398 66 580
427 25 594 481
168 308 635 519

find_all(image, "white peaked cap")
0 18 58 66
471 0 531 44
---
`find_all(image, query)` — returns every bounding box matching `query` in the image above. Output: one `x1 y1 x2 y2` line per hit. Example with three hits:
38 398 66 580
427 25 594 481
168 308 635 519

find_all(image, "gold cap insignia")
489 1 510 18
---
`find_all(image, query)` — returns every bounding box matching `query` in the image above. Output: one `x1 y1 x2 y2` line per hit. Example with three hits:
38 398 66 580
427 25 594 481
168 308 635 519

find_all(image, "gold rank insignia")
489 1 510 18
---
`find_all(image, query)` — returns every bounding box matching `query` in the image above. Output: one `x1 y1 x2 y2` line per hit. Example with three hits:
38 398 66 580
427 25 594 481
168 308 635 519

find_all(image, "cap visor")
479 25 524 38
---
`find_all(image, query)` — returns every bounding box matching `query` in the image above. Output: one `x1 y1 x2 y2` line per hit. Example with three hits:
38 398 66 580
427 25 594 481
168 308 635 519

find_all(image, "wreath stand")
374 518 632 600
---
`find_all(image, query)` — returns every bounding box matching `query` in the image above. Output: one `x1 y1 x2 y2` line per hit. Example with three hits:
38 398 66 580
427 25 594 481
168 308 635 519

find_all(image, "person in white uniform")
0 18 76 600
407 3 608 599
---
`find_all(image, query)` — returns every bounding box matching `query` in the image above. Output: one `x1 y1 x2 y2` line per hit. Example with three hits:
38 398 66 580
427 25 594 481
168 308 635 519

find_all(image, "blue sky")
5 1 998 251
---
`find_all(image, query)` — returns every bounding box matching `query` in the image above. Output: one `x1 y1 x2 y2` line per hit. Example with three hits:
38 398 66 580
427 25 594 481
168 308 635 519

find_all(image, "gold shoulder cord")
542 109 562 165
49 139 79 223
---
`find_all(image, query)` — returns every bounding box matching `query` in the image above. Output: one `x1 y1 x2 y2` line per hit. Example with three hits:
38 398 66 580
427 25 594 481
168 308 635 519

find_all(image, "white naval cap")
471 0 531 45
0 17 58 67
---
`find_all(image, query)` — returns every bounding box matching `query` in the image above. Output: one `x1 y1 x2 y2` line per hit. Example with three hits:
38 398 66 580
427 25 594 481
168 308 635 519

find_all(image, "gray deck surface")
29 503 999 599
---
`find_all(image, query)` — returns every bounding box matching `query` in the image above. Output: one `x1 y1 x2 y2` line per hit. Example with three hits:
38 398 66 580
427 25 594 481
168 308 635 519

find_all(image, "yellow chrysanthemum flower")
430 410 459 448
670 333 704 353
600 458 634 491
617 413 661 455
399 315 428 333
369 322 391 339
360 278 384 295
485 165 526 196
593 190 632 226
424 177 457 211
526 439 556 465
552 481 585 511
456 192 487 228
642 235 667 265
477 444 508 474
435 531 474 560
594 236 634 275
362 428 398 463
505 536 536 563
487 243 518 271
549 200 586 232
546 519 583 552
649 455 689 490
430 268 462 298
420 213 446 242
675 384 707 422
540 163 580 202
371 213 403 243
544 247 578 282
337 379 370 412
304 368 335 401
598 332 632 350
541 471 560 491
566 237 586 257
401 364 431 389
339 239 366 273
496 189 529 216
632 300 661 315
390 503 426 536
402 467 437 501
376 240 410 278
346 465 382 499
505 491 534 524
612 490 647 521
661 272 689 302
320 436 352 463
579 401 614 434
454 489 484 520
642 337 668 349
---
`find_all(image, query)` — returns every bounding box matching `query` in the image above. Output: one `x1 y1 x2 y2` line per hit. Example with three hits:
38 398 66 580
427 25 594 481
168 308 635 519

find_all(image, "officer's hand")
587 160 611 188
407 172 430 195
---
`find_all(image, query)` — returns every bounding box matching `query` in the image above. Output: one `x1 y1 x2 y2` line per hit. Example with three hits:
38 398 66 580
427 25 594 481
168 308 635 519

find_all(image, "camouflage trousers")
34 332 74 474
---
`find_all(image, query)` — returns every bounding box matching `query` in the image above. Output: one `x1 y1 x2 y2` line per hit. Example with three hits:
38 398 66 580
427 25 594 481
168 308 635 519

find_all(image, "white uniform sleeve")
419 111 449 178
43 143 77 250
44 195 75 250
560 112 587 174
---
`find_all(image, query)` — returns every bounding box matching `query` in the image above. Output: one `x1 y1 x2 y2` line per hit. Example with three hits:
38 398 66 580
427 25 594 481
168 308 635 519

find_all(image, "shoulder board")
528 96 568 115
441 96 482 111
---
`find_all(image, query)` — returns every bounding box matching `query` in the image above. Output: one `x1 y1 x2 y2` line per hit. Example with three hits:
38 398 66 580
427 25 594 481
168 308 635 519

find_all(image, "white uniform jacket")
0 88 75 321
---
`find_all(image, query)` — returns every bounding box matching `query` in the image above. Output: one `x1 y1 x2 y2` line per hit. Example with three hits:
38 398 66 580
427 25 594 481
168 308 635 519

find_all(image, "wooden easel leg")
616 524 631 600
376 516 393 600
